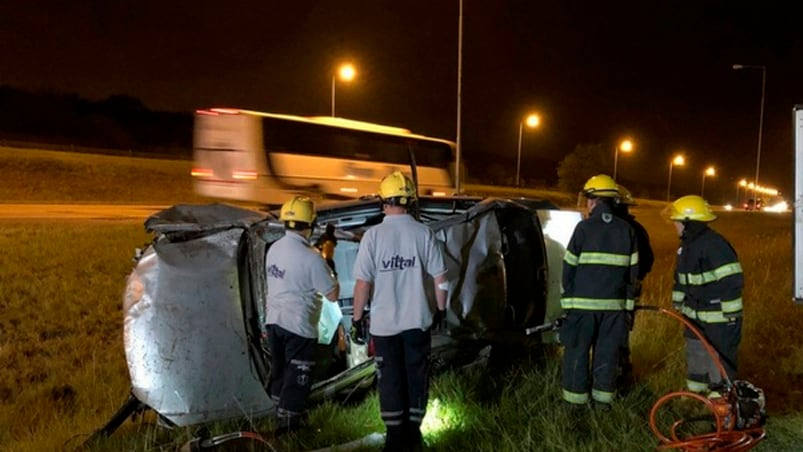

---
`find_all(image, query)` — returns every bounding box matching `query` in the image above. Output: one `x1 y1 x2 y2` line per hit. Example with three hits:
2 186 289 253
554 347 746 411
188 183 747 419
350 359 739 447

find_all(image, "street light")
666 154 685 201
732 64 766 206
515 113 540 187
736 178 748 203
701 166 716 198
613 139 634 181
331 63 356 117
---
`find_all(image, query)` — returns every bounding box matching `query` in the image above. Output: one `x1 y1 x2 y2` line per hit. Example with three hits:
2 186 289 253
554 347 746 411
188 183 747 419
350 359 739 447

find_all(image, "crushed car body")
96 196 582 436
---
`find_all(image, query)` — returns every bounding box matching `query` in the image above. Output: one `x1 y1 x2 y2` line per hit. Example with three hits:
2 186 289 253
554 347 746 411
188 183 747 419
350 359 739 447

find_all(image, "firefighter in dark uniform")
561 174 639 409
352 171 448 452
614 185 654 389
669 195 743 394
264 196 340 432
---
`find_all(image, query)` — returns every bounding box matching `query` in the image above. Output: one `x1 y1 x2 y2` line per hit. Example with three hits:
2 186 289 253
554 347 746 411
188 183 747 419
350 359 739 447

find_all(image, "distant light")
231 170 258 180
339 187 359 193
191 168 214 178
672 155 685 166
525 114 540 128
620 139 634 152
764 200 789 213
432 191 447 197
724 204 733 211
338 63 356 82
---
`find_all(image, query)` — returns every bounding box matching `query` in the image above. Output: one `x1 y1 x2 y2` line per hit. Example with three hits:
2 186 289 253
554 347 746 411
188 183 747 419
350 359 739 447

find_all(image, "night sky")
2 1 802 201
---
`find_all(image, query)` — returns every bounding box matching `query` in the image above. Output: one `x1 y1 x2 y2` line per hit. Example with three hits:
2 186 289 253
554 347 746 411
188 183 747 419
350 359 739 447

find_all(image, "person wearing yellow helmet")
265 196 340 432
561 174 639 410
669 195 743 395
613 185 654 391
352 171 448 451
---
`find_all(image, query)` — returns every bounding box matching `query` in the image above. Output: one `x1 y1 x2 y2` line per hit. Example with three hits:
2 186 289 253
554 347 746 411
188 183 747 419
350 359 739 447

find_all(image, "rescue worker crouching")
669 195 743 395
264 196 340 433
561 174 639 410
351 171 449 452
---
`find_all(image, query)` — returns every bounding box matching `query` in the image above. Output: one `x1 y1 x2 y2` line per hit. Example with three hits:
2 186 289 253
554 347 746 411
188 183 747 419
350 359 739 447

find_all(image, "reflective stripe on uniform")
630 251 639 265
564 250 579 266
677 262 742 286
592 388 614 404
562 389 589 404
721 297 743 314
577 252 632 267
672 290 685 302
561 297 634 311
687 379 710 393
680 305 735 323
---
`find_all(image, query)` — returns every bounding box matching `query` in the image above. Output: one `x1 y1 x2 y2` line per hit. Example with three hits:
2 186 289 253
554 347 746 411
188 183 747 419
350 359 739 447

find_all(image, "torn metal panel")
123 227 273 426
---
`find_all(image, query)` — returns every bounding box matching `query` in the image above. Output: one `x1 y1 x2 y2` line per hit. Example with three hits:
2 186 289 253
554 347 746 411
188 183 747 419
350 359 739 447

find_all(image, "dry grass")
1 148 802 450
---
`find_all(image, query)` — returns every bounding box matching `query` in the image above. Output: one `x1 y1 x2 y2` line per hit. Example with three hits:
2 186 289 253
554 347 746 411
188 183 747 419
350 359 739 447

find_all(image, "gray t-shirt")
265 231 338 338
352 214 448 336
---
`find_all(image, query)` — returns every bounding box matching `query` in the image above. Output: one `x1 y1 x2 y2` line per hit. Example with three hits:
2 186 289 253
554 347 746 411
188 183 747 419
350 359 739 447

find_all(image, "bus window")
192 109 455 206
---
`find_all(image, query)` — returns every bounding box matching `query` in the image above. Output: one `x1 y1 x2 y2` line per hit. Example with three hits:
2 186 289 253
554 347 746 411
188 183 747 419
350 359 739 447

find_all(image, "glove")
351 317 366 344
432 309 447 332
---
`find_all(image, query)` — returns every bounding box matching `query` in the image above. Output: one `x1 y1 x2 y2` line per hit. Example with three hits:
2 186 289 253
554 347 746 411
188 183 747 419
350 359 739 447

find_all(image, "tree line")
0 86 192 157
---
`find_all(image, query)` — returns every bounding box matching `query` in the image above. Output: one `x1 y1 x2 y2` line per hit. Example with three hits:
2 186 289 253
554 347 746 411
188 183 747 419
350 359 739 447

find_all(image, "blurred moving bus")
192 108 455 206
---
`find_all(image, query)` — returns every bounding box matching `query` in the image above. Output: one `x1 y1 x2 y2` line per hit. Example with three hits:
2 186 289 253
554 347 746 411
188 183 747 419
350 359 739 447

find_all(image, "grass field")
1 148 803 450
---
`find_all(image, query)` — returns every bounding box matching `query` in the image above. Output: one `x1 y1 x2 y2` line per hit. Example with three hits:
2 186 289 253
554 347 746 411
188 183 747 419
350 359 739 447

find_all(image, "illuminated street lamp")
732 64 766 204
666 154 685 201
515 113 541 187
701 166 716 198
331 63 356 117
736 178 747 203
613 139 634 181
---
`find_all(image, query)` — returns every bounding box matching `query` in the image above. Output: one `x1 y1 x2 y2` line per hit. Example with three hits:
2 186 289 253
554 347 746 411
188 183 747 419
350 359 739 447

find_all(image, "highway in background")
0 204 168 221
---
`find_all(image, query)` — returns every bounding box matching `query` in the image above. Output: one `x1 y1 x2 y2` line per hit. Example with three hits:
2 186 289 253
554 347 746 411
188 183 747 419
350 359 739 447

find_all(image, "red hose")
639 306 766 451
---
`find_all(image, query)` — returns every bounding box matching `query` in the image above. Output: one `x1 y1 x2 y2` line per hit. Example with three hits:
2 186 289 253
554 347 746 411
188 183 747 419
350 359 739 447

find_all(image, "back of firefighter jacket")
561 201 639 311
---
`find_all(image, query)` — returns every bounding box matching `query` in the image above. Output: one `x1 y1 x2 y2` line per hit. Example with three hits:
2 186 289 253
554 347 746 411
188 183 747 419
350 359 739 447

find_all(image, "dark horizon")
1 1 801 202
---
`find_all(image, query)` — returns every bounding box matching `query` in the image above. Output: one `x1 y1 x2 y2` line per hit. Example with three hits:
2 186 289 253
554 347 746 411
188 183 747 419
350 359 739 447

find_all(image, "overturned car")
94 196 581 437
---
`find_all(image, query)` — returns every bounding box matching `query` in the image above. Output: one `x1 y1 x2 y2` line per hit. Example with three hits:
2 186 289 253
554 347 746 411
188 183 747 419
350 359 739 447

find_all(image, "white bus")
192 108 455 206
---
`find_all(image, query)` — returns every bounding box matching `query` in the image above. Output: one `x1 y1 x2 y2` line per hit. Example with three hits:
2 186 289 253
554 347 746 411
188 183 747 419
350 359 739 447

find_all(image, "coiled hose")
638 306 766 451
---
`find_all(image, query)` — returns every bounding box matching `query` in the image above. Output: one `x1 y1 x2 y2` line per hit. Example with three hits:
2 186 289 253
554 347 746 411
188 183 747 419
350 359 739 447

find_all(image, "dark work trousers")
684 317 742 392
561 310 628 405
373 329 431 452
266 324 316 429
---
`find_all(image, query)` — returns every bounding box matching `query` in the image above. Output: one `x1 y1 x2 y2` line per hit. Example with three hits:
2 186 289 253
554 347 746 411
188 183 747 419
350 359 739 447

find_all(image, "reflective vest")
561 201 639 311
672 222 744 323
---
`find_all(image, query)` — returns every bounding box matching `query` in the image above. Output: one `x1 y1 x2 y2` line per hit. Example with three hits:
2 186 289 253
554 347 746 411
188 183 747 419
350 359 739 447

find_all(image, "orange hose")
638 306 766 451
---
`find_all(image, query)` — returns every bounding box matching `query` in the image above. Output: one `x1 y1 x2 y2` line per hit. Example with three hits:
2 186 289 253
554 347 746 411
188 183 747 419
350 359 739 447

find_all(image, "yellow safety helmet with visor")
669 195 717 222
582 174 619 198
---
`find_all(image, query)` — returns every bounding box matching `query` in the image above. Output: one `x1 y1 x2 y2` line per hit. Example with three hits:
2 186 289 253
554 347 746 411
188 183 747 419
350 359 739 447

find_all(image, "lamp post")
732 64 766 206
515 113 540 187
701 166 716 198
613 139 634 181
331 63 356 117
666 154 685 201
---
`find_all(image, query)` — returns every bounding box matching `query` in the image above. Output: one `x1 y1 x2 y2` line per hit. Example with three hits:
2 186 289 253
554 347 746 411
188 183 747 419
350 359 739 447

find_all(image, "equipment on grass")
636 306 766 451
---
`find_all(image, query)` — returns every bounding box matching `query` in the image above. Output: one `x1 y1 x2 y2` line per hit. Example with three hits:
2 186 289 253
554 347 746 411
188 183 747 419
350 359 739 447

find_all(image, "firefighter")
614 185 654 390
351 171 448 452
561 174 639 409
669 195 743 394
264 196 340 432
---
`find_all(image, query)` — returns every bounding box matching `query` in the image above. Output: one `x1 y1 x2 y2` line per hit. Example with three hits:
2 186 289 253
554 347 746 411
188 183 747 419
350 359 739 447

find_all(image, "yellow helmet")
669 195 717 222
280 196 316 228
379 171 416 205
617 184 635 205
582 174 619 198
